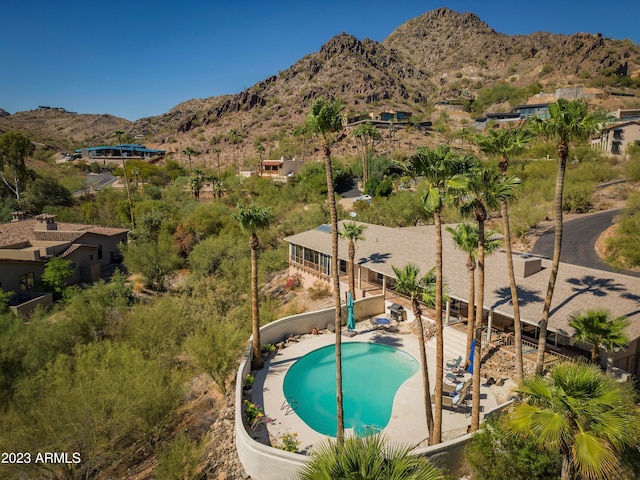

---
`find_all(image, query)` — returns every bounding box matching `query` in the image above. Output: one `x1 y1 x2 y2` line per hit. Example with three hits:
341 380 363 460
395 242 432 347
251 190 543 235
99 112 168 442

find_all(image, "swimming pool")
282 342 419 437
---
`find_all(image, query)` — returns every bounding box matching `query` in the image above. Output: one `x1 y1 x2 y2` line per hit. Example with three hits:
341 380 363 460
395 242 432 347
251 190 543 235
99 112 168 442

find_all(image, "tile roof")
0 218 129 248
285 221 640 339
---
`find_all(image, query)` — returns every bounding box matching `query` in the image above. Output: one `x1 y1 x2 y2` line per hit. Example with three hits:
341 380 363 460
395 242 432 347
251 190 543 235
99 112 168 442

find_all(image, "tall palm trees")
506 362 640 480
569 309 630 365
476 126 530 382
392 263 435 442
463 167 519 431
411 144 469 445
233 204 274 370
114 130 135 228
530 99 607 374
182 146 198 175
338 222 367 298
306 98 346 444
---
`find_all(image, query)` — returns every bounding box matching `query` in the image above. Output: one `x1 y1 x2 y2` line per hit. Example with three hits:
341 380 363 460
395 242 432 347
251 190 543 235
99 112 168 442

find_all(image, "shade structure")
347 291 356 331
467 339 475 374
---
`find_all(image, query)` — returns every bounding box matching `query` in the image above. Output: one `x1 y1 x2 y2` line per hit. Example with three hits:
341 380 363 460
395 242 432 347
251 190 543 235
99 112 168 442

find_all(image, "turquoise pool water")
282 342 419 437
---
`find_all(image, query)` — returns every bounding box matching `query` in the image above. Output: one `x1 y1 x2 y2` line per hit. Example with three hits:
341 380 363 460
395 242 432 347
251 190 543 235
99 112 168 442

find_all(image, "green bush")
465 416 561 479
562 180 594 213
624 144 640 181
155 433 204 480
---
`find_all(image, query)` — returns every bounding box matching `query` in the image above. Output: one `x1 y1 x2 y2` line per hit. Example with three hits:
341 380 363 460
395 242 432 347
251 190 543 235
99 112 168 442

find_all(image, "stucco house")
592 121 640 156
0 213 129 314
285 221 640 376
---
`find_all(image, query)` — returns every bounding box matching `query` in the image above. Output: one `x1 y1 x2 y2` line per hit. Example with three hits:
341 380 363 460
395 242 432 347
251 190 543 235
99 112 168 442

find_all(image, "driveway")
531 209 640 278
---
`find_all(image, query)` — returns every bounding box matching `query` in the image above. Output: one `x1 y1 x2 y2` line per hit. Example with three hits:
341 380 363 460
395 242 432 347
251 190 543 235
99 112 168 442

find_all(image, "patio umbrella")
347 291 356 331
467 339 475 374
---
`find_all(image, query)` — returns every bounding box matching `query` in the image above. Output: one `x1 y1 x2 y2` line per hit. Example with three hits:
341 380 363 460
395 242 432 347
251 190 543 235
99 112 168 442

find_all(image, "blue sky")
2 0 639 121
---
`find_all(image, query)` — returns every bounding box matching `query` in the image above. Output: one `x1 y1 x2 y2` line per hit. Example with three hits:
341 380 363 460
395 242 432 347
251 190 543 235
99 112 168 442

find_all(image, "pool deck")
247 318 500 453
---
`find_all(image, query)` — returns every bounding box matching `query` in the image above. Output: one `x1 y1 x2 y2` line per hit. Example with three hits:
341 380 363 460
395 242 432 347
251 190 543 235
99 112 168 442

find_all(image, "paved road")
531 209 640 277
336 177 361 198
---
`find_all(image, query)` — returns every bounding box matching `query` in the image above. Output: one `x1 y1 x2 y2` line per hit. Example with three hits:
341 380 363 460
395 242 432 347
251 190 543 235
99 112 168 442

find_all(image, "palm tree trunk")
250 235 263 370
414 302 435 441
471 216 485 432
502 200 523 382
324 143 344 444
464 260 475 368
561 453 573 480
535 143 568 375
433 212 444 444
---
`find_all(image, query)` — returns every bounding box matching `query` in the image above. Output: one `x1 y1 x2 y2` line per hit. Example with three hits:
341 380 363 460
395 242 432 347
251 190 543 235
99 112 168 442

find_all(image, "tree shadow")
621 291 640 319
491 286 544 310
550 275 627 317
359 252 392 265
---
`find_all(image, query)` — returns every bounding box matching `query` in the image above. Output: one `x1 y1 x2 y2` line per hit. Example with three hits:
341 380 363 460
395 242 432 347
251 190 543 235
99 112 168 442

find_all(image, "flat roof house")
285 221 640 376
76 144 166 163
0 213 129 315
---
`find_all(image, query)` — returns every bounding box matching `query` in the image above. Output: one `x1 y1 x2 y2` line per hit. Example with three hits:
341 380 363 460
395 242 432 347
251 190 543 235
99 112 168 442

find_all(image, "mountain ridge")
2 7 639 166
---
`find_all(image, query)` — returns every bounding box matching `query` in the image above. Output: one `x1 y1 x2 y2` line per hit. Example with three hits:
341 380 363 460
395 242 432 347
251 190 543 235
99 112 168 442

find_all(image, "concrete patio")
246 317 500 453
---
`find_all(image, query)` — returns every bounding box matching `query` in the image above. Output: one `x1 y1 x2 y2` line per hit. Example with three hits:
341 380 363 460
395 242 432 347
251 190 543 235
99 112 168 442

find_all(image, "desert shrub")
184 320 244 394
562 180 594 213
605 192 640 269
625 144 640 181
465 416 561 479
308 281 331 300
509 202 548 237
155 433 205 480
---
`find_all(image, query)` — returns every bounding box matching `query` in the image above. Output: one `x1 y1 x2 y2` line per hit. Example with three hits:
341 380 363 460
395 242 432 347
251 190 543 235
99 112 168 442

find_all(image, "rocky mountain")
2 8 640 167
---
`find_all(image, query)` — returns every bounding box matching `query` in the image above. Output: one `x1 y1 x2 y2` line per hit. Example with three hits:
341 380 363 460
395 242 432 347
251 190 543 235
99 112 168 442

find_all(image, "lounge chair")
441 388 470 416
442 377 472 397
445 355 463 372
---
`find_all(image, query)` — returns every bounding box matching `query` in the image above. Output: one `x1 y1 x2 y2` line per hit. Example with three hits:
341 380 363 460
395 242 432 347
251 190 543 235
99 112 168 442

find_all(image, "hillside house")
76 144 166 163
285 221 640 376
0 213 129 315
592 121 640 155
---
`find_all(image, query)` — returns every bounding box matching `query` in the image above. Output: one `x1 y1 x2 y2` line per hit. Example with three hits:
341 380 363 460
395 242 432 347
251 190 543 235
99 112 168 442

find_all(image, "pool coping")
235 295 508 480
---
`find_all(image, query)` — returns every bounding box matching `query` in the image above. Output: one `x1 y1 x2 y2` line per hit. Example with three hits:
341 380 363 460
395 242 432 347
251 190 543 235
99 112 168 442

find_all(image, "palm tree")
182 146 198 175
411 144 470 444
462 166 519 431
228 129 243 174
296 434 444 480
338 222 367 298
476 127 531 382
392 263 435 443
530 99 607 375
188 169 205 200
233 204 274 370
351 122 380 187
568 309 630 365
445 223 502 368
306 98 346 444
255 143 265 176
505 362 640 480
113 130 135 228
130 167 141 190
213 147 222 180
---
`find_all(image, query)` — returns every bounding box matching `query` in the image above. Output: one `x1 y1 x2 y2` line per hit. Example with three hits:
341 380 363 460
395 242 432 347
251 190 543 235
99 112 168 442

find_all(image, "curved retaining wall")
235 295 512 479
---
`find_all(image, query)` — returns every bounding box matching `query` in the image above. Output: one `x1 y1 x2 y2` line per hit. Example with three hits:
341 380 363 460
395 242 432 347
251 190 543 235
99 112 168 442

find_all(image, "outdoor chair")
445 355 463 372
440 388 470 416
442 377 472 397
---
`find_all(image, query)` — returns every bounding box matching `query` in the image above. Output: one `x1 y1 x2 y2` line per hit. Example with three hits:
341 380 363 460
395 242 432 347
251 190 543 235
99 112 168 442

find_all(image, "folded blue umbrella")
467 339 475 374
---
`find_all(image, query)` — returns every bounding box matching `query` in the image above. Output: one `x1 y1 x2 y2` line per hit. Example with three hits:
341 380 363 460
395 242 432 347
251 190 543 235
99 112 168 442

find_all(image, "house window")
98 245 103 260
339 260 347 274
19 272 35 291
